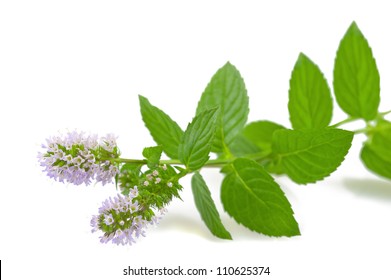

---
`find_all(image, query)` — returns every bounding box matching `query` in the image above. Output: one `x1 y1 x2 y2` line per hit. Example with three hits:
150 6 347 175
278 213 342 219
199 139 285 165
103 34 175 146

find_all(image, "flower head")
91 162 184 245
91 188 165 245
38 130 120 186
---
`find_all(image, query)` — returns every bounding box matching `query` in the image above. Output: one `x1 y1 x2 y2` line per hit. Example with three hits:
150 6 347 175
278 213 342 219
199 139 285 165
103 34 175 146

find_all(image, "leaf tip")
222 61 237 72
298 52 307 59
138 94 147 102
297 52 313 64
224 233 233 240
350 20 358 29
347 21 362 35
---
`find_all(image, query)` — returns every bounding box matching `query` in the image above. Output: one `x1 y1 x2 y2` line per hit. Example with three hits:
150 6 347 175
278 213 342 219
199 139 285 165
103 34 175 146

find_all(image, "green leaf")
221 158 300 237
242 120 286 151
263 159 285 175
288 53 333 129
196 62 249 154
178 108 218 171
272 128 353 184
191 172 232 239
139 95 184 159
360 120 391 179
229 121 286 172
142 146 163 168
361 145 391 180
173 165 186 173
333 21 380 121
366 120 391 160
229 134 261 157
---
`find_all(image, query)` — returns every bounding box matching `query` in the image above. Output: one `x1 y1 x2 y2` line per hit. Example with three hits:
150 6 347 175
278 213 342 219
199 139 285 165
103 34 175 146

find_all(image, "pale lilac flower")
129 186 138 197
104 214 114 225
91 188 164 246
90 215 99 233
38 130 120 186
129 202 139 213
100 133 118 153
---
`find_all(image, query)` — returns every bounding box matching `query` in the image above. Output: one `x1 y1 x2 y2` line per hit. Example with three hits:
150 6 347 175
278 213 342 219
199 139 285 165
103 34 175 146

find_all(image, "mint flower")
91 188 165 245
38 130 120 186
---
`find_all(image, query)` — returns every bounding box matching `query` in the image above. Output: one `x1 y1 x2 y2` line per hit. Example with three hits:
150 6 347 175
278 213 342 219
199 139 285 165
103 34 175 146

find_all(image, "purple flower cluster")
38 130 120 185
91 187 165 245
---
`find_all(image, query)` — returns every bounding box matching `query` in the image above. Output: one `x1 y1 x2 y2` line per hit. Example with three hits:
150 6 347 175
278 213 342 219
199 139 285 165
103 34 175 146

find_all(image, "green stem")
109 158 148 164
111 157 232 167
330 116 359 128
352 128 368 134
108 150 272 169
331 109 391 134
331 110 391 128
380 110 391 117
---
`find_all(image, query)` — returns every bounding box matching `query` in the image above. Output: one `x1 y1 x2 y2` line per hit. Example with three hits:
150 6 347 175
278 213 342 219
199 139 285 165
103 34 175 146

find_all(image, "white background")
1 1 391 279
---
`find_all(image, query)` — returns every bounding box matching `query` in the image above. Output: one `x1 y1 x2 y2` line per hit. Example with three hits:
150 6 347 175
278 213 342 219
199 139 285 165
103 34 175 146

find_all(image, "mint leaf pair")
192 158 300 239
140 95 218 172
288 22 389 182
289 22 380 126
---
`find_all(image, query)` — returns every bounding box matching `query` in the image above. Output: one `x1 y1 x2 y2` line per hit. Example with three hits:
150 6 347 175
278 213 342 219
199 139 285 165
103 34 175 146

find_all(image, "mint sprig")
39 21 391 245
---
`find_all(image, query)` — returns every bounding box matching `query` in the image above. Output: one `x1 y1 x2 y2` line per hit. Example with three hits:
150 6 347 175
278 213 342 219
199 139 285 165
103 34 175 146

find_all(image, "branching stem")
108 150 272 169
380 110 391 117
331 110 391 135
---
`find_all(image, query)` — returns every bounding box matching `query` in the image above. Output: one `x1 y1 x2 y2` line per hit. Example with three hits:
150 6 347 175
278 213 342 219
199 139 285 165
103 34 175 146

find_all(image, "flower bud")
118 163 183 209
